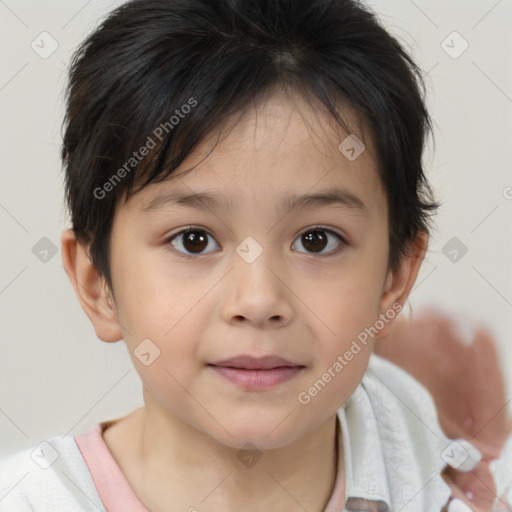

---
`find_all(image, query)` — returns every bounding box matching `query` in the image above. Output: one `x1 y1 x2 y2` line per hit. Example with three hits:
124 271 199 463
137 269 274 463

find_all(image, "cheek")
113 247 203 337
303 282 377 411
112 277 209 397
303 262 383 389
307 266 383 338
120 303 206 412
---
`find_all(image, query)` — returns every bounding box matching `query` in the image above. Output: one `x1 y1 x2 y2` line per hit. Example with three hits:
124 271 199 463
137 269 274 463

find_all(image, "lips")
208 355 303 370
208 355 305 390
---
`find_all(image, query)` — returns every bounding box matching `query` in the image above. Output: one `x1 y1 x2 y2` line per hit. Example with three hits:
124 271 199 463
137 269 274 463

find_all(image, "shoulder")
343 353 452 510
0 433 105 512
362 353 448 463
364 352 443 430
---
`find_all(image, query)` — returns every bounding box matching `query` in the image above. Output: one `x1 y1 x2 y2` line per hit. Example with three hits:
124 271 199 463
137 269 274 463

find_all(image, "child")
0 0 500 510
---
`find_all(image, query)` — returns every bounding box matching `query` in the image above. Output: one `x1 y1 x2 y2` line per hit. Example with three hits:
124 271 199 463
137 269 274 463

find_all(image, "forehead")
123 89 385 220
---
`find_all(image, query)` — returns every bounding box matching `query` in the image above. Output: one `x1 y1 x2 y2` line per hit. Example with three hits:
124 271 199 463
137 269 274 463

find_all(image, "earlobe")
61 228 122 343
376 231 429 339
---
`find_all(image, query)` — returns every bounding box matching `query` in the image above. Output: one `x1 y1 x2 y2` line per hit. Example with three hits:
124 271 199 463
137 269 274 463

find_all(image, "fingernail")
448 498 474 512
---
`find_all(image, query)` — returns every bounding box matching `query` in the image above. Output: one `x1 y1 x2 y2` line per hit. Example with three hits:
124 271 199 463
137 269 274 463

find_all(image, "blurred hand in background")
374 305 512 511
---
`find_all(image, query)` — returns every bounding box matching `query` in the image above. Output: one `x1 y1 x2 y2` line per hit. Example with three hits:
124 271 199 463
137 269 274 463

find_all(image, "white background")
1 0 511 457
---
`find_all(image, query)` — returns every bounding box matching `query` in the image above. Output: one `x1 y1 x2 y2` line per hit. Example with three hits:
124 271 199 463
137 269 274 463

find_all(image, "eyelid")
168 224 211 237
306 224 348 243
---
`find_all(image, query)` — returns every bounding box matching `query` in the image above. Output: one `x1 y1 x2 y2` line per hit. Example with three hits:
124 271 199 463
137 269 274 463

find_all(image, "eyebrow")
141 187 368 216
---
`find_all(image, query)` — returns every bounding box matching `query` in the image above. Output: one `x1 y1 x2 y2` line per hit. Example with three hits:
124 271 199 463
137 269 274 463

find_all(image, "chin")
205 411 308 451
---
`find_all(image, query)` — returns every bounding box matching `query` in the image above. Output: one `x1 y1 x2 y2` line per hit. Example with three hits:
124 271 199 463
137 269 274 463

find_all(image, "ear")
61 228 122 342
376 231 428 339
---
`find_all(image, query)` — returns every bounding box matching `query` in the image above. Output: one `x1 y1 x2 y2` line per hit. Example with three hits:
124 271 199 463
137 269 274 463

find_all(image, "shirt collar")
327 354 452 512
337 393 391 511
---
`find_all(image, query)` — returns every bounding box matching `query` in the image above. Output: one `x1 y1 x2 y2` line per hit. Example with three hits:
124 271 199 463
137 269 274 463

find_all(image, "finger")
443 461 497 511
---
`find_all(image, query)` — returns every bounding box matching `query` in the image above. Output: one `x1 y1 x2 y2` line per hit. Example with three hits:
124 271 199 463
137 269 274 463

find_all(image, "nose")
221 244 294 329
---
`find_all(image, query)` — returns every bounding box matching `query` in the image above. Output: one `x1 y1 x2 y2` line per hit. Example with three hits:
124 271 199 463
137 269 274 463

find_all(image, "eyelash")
164 225 348 260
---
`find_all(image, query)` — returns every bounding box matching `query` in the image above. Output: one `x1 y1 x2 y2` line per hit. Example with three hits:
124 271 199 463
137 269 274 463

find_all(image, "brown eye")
168 228 219 256
182 230 208 253
302 230 328 253
293 227 346 256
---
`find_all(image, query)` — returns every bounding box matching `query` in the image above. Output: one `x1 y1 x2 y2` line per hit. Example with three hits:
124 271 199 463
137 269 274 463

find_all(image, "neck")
105 405 342 512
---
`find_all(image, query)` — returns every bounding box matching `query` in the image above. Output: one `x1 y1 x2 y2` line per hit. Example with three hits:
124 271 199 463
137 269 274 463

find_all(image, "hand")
374 305 512 511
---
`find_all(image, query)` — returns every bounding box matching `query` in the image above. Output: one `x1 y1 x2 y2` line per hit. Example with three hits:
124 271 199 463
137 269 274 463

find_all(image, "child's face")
95 90 420 449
